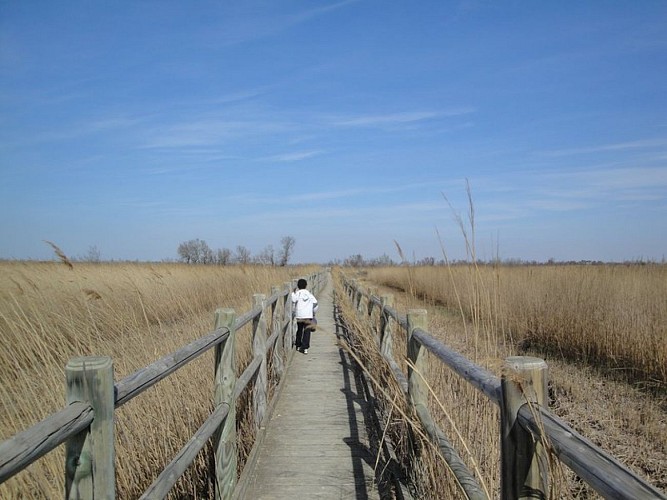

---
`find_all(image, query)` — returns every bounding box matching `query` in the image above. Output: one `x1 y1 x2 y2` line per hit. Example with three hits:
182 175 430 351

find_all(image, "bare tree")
278 236 295 266
81 245 101 263
177 239 213 264
235 245 251 265
256 245 275 266
216 248 232 265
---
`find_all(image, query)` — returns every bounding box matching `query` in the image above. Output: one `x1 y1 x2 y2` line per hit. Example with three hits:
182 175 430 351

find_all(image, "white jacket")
291 289 318 319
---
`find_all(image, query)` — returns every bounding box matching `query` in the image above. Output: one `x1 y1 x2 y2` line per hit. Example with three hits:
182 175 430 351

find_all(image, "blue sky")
1 1 666 263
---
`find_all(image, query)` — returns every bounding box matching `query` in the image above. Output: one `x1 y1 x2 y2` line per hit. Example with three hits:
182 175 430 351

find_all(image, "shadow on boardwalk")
235 275 410 499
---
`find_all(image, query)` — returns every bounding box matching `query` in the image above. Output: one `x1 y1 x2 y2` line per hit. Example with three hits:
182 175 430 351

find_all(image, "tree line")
177 236 295 266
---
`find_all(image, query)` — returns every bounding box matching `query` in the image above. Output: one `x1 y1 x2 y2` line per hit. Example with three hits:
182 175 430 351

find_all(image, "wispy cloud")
260 150 323 162
334 111 439 127
213 0 360 47
539 137 667 157
140 118 296 149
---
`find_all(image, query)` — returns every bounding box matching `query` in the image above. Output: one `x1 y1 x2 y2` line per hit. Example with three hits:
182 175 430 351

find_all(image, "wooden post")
380 295 395 359
354 282 364 315
283 282 293 353
270 286 284 378
65 356 115 500
501 356 549 500
407 310 428 409
214 308 237 500
252 294 268 430
367 287 377 318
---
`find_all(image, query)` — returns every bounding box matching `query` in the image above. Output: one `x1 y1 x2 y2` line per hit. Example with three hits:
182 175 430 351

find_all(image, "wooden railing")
342 277 666 500
0 271 327 499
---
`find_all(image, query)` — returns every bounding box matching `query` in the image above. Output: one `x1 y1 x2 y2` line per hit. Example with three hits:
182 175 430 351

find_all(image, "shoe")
303 349 308 354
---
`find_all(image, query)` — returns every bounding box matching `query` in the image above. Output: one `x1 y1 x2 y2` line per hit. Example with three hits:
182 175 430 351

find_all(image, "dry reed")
0 260 313 498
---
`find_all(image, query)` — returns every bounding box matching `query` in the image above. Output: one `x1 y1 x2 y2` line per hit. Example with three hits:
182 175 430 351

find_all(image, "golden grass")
0 261 313 498
341 263 666 497
367 264 667 388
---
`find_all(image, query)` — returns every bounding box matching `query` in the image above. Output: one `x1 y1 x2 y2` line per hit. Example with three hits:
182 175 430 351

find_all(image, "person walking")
291 278 318 354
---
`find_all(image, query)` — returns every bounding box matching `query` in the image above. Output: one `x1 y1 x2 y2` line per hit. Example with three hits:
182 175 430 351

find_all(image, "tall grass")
350 262 666 496
367 264 667 389
0 261 311 498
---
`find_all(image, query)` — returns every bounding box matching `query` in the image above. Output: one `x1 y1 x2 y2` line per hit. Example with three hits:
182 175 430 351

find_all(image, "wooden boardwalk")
237 275 383 499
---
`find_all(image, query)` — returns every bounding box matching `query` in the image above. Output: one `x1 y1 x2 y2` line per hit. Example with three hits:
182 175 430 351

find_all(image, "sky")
1 1 666 264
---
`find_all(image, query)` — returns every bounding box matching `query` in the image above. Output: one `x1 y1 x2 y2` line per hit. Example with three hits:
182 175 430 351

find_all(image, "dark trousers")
295 320 313 349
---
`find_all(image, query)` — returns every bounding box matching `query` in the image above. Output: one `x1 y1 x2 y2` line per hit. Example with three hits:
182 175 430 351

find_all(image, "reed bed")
343 263 666 497
0 261 311 498
367 264 667 388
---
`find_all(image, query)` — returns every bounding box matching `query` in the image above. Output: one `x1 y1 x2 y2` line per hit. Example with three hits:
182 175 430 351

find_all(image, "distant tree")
368 254 394 267
278 236 295 266
256 245 275 266
344 254 365 267
82 245 101 263
177 239 212 264
216 248 232 265
235 245 251 265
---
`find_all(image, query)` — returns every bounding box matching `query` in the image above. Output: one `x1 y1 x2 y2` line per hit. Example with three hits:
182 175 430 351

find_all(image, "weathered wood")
214 309 237 500
234 356 262 400
252 294 268 430
282 282 292 354
413 404 487 500
407 309 429 409
380 295 394 359
519 406 667 500
270 285 284 379
115 326 230 407
140 403 230 499
65 356 115 500
345 275 665 499
0 402 93 483
501 356 549 500
412 328 502 403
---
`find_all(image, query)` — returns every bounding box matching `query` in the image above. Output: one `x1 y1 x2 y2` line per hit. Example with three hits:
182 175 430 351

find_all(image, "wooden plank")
241 274 382 499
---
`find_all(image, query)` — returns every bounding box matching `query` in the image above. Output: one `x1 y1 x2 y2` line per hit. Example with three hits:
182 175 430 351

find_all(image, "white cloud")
539 138 667 157
261 150 323 162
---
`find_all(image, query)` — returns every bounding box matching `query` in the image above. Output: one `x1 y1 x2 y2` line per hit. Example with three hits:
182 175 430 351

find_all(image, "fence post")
214 308 237 500
283 282 293 353
380 295 394 359
65 356 115 500
354 283 364 316
270 286 284 378
407 310 429 409
252 294 268 430
367 287 377 319
500 356 549 500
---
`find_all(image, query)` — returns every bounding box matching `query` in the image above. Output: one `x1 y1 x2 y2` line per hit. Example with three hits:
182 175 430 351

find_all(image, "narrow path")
239 275 383 499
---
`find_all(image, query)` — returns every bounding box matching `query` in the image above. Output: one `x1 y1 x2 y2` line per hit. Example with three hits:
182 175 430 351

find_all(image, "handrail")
0 402 94 483
115 327 231 407
343 276 666 500
0 269 328 499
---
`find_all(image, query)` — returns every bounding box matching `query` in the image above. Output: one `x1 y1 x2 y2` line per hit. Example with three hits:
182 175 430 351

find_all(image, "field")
1 261 665 498
0 261 313 498
339 264 666 497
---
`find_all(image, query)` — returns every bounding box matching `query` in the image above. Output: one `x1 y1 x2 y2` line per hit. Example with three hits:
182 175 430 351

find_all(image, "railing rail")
0 270 328 499
343 276 666 500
